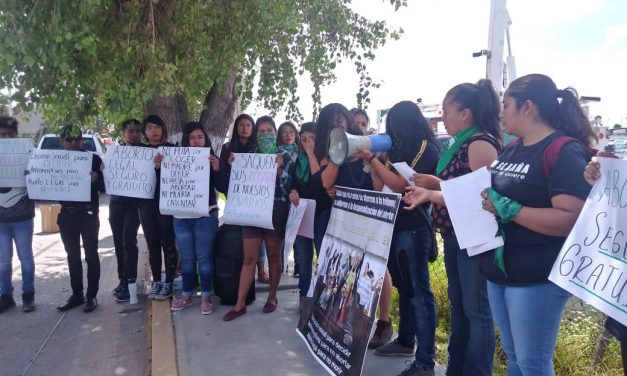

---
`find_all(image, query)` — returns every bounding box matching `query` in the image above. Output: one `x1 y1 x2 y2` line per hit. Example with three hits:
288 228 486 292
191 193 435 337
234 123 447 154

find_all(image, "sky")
247 0 627 131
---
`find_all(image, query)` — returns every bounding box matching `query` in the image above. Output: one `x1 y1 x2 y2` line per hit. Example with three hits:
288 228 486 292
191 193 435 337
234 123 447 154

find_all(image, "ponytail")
445 79 502 143
506 74 595 147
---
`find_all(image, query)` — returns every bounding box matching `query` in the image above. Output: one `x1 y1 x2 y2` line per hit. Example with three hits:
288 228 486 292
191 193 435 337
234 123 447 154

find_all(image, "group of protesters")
1 72 625 376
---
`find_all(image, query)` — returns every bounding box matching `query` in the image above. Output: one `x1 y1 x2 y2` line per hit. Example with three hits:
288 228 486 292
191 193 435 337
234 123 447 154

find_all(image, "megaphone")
327 127 392 165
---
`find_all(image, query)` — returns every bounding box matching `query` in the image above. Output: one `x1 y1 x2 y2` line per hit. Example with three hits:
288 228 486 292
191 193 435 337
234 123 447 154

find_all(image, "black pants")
139 200 177 283
109 201 140 285
58 209 100 299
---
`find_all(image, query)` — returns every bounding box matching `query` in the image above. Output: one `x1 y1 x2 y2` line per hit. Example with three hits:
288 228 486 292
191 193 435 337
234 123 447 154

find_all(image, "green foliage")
0 0 404 128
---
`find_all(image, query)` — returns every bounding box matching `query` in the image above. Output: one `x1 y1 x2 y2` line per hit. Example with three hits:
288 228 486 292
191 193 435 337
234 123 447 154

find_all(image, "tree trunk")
199 68 240 155
145 94 189 145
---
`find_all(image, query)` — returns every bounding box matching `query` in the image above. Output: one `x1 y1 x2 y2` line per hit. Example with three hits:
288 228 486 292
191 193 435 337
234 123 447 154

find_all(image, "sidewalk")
155 273 446 376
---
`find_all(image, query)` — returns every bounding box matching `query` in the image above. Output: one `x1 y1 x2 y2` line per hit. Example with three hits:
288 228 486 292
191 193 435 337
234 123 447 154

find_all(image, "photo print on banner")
298 186 400 376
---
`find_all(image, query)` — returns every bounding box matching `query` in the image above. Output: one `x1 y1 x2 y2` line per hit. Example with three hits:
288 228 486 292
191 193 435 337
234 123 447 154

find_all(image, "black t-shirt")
311 159 373 214
480 132 592 285
392 141 440 231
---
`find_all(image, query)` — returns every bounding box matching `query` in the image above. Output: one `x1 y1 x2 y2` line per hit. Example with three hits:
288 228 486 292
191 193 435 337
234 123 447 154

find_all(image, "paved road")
0 199 150 376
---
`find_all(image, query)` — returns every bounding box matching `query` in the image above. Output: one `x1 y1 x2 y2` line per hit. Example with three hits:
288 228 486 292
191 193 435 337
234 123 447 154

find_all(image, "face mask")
257 132 277 154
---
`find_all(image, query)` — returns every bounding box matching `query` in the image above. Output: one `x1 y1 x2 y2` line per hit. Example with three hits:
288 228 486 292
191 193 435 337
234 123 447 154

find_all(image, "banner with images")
26 150 93 201
103 145 157 199
158 146 211 217
223 152 276 229
297 186 401 376
549 157 627 327
0 139 32 187
283 198 317 273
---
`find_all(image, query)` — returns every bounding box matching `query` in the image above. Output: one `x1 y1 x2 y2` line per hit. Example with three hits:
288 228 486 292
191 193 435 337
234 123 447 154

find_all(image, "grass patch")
387 235 622 375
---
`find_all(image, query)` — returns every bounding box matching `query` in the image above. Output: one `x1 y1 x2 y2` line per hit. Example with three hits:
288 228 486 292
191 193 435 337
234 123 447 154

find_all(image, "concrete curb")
151 299 178 376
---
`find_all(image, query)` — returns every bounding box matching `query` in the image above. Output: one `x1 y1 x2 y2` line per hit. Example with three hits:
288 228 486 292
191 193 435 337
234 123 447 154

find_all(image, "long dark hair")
386 101 437 163
277 121 299 146
181 121 214 151
228 113 256 153
505 74 594 146
314 103 362 160
445 79 502 142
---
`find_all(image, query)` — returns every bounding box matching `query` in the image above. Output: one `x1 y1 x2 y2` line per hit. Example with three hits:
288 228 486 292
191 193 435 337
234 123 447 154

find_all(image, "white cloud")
605 23 627 46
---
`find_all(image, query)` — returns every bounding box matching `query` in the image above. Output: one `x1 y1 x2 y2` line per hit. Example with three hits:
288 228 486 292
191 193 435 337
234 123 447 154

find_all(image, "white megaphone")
327 127 392 165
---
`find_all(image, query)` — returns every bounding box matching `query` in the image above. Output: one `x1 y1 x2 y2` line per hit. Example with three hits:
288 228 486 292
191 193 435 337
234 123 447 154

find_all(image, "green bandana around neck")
436 126 479 175
281 143 298 153
295 153 311 185
257 132 277 154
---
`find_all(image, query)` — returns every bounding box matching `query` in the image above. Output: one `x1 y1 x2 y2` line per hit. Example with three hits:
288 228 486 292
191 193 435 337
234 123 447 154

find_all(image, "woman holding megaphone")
404 79 503 376
354 101 441 375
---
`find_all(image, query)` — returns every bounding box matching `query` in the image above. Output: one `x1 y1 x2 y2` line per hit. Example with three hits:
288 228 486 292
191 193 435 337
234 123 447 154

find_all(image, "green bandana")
436 126 479 175
487 188 522 276
281 143 298 153
295 153 311 186
257 132 277 154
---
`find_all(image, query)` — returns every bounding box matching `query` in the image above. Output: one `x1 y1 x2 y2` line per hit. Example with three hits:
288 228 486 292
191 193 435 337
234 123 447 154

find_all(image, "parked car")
37 133 107 157
607 137 627 160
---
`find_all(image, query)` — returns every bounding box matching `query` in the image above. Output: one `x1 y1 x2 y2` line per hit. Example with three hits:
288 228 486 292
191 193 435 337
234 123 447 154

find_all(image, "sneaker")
115 288 130 303
374 339 415 357
148 281 163 299
368 319 393 349
112 280 124 296
22 292 35 313
155 282 173 301
398 361 435 376
200 299 213 315
0 294 16 313
171 296 193 311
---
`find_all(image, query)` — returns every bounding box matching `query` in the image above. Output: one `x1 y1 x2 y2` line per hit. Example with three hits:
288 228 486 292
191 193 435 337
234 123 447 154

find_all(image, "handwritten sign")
26 150 92 201
0 139 32 187
158 147 211 217
223 153 276 229
549 157 627 327
103 145 157 199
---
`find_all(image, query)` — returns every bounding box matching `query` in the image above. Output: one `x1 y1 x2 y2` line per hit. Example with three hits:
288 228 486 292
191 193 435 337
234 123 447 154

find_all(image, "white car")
37 133 107 157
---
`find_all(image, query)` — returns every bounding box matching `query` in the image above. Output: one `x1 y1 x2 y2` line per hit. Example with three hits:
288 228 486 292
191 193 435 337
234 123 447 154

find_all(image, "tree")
0 0 404 149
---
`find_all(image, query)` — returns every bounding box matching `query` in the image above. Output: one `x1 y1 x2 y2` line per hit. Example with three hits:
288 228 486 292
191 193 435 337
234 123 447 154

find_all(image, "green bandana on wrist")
257 132 277 154
436 126 479 175
487 188 522 276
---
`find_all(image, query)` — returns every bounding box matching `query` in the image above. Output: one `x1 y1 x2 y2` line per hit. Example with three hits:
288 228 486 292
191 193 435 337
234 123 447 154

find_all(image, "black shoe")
112 280 124 296
22 292 35 313
57 294 85 311
115 288 130 303
83 298 98 313
0 294 16 313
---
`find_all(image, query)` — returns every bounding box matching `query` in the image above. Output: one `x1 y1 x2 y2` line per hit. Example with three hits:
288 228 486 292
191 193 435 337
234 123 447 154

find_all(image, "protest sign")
158 147 211 217
0 139 32 187
298 186 400 376
549 157 627 327
223 153 276 229
283 199 316 273
26 150 92 201
103 145 157 199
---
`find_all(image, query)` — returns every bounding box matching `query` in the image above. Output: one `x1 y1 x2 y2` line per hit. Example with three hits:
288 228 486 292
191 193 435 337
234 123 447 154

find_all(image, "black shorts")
241 202 290 241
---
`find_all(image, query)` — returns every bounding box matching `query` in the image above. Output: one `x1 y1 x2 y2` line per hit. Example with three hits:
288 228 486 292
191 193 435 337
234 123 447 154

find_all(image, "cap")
59 124 82 140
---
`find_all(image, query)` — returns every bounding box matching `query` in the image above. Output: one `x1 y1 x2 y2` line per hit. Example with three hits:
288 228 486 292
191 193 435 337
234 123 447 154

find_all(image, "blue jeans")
442 233 495 376
487 281 570 376
0 219 35 295
295 235 314 297
173 213 218 297
387 227 436 369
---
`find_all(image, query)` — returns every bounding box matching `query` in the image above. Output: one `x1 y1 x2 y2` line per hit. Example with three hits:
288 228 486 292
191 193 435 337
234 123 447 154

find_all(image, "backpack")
510 135 598 177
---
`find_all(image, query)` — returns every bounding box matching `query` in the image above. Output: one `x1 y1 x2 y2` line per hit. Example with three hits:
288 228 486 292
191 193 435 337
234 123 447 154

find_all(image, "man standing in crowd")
56 124 105 313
